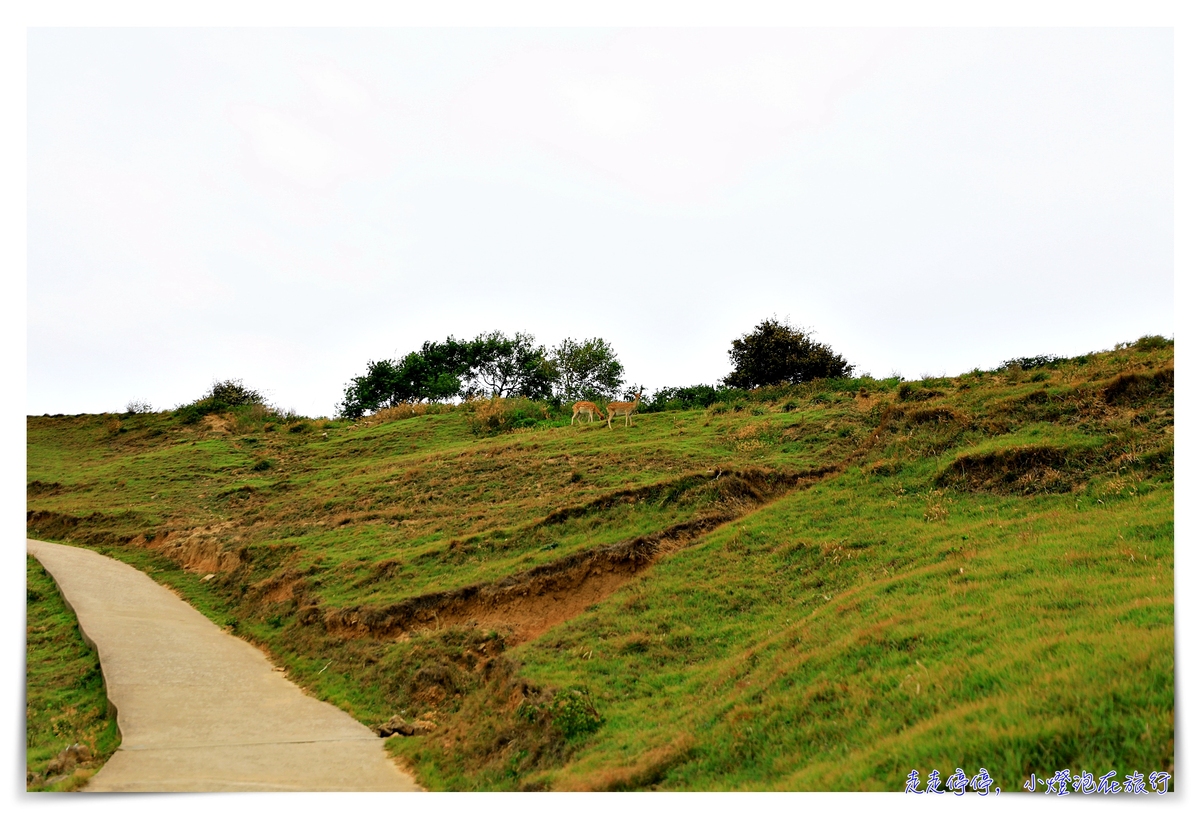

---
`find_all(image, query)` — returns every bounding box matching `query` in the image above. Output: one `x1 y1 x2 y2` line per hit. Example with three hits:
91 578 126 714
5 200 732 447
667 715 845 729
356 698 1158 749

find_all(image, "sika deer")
606 393 642 428
571 401 605 425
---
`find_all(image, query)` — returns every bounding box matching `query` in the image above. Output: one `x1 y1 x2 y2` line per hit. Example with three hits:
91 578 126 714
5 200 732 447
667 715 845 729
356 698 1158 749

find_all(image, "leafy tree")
401 338 473 402
462 331 556 400
723 318 852 389
621 383 646 403
550 337 625 402
341 332 626 417
338 338 473 418
338 359 405 419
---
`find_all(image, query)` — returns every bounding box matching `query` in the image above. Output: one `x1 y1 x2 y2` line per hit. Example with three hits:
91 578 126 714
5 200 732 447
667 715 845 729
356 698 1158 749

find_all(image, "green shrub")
1135 334 1172 351
997 355 1066 371
174 379 266 423
550 688 604 740
643 385 734 413
897 383 943 402
174 404 206 425
518 687 604 741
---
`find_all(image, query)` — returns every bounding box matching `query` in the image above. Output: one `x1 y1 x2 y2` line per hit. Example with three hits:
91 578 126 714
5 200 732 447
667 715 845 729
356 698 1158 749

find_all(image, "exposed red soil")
321 468 831 645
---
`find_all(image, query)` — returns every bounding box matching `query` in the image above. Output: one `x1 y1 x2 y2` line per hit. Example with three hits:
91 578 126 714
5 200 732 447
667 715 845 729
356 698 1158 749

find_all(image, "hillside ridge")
27 340 1174 791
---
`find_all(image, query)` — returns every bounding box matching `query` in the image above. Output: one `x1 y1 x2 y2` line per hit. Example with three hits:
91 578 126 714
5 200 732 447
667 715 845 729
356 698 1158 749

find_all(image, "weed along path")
26 538 421 792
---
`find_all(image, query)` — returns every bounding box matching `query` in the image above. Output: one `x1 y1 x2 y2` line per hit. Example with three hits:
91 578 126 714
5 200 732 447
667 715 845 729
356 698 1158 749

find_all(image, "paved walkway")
27 539 421 792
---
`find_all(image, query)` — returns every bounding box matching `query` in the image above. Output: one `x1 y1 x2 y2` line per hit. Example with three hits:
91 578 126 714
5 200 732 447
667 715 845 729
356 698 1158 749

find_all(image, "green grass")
26 340 1174 790
26 556 121 791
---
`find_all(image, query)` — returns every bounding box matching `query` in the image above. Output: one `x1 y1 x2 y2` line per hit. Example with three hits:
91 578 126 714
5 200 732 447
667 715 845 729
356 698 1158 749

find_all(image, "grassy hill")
26 338 1174 791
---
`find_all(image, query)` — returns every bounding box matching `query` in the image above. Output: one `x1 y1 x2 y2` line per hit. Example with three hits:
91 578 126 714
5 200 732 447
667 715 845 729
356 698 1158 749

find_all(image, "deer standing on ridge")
606 393 642 429
571 401 605 425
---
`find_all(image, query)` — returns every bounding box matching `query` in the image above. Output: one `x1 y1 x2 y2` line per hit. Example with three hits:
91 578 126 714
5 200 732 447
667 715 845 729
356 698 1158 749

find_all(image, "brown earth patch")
561 733 696 791
203 414 234 434
323 469 805 644
27 480 65 497
1103 367 1174 405
865 458 903 477
27 510 247 574
26 509 137 546
250 568 308 603
935 445 1092 495
326 515 735 644
906 406 964 425
145 523 246 573
27 509 84 538
532 467 795 529
354 558 404 588
897 384 944 402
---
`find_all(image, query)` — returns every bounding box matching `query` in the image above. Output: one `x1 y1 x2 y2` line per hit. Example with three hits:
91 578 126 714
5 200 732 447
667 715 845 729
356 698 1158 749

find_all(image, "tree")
402 338 473 402
340 333 627 417
338 359 404 419
551 337 625 402
723 318 852 389
337 337 474 418
461 331 556 400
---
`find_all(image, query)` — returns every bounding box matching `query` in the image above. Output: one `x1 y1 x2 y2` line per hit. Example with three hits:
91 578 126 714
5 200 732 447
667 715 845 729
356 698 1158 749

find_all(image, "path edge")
26 539 124 785
26 537 426 792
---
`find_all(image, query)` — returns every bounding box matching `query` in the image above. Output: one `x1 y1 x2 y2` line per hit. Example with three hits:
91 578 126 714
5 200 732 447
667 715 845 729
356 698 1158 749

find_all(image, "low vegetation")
26 336 1173 790
26 556 120 791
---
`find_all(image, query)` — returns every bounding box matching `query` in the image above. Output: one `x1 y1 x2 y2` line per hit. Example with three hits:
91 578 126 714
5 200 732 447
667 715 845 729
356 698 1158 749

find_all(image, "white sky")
25 25 1174 416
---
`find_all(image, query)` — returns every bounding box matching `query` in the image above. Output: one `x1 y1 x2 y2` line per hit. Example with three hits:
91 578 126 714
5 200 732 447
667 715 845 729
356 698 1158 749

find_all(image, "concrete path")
27 539 421 792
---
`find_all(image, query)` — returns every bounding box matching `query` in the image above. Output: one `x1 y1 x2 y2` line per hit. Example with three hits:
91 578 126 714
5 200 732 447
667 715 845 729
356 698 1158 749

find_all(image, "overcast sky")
27 26 1173 417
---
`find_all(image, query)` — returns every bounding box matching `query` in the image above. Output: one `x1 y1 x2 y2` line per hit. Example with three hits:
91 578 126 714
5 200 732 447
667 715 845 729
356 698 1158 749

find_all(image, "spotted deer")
571 400 605 425
606 393 642 428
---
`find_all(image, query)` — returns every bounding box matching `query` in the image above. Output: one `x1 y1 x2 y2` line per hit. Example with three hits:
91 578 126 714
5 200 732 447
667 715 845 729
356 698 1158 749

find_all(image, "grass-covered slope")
26 340 1173 790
